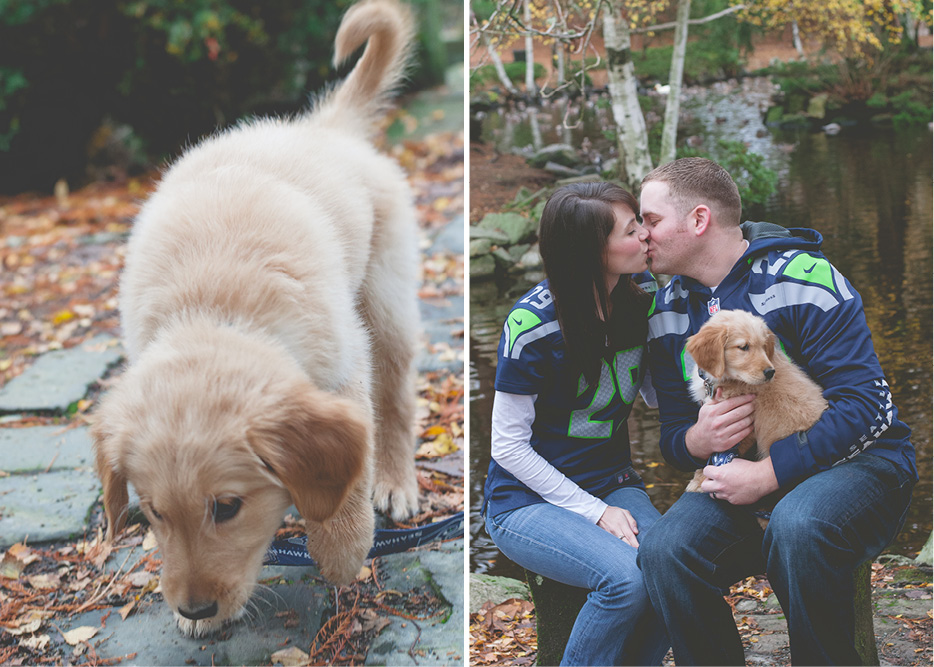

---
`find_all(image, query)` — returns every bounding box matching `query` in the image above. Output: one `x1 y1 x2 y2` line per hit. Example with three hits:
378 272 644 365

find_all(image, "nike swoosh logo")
512 317 523 326
803 262 818 274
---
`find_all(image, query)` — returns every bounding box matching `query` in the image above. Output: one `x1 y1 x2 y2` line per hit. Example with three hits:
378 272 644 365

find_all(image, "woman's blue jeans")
486 486 670 666
638 453 915 665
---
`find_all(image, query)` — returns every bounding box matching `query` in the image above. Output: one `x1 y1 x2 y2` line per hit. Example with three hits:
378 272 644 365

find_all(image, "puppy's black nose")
178 601 218 621
763 368 775 381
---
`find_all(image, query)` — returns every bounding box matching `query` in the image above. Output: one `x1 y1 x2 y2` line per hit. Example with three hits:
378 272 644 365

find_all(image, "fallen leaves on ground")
469 562 933 667
0 525 162 665
302 565 451 666
469 598 537 666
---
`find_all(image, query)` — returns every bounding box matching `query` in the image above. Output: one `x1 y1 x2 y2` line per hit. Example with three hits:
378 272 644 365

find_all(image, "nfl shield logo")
708 297 720 315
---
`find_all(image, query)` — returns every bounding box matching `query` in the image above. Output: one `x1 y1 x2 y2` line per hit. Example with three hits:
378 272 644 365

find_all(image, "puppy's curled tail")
320 0 414 131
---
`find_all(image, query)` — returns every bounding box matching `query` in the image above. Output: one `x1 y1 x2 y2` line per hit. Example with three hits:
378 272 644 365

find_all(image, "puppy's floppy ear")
248 382 369 523
764 329 779 363
685 320 729 378
89 397 131 542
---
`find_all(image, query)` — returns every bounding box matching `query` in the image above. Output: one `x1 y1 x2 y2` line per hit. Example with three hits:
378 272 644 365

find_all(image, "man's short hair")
642 157 742 227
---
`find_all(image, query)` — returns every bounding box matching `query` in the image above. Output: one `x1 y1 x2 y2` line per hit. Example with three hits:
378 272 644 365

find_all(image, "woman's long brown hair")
538 182 651 387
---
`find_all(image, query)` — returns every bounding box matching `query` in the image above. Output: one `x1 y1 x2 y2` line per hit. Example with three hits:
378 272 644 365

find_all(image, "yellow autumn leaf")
4 619 42 636
142 529 158 551
52 310 75 326
61 625 98 645
271 646 310 666
27 573 60 590
416 433 459 458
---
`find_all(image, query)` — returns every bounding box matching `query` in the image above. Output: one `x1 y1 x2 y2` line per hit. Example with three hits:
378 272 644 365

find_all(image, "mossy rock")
765 105 784 125
892 566 933 584
491 246 516 268
806 93 829 119
507 243 531 263
470 238 493 258
469 225 511 245
470 254 497 280
478 212 537 245
779 112 812 129
528 144 578 169
469 574 531 614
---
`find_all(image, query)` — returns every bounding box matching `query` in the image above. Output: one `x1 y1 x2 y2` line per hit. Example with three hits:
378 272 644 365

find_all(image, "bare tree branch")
633 3 746 33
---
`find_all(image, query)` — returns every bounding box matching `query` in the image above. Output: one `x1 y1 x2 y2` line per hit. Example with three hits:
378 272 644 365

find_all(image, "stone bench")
526 560 878 666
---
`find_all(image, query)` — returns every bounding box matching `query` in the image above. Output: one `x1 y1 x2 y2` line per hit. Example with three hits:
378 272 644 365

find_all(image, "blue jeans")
486 486 670 666
638 454 915 666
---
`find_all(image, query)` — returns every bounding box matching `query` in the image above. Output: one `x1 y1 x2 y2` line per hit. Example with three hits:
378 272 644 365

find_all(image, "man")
637 157 916 665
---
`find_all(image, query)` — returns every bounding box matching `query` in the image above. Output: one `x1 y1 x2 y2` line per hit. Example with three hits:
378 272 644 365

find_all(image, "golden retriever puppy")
90 0 421 637
683 310 828 502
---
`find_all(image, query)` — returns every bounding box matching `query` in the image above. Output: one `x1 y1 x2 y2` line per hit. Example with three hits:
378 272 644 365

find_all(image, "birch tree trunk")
659 0 691 166
555 42 566 89
602 0 653 189
524 0 537 94
792 20 805 56
480 29 520 95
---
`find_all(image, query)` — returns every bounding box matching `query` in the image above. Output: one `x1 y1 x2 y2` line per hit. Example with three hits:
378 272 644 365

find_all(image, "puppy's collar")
699 369 717 398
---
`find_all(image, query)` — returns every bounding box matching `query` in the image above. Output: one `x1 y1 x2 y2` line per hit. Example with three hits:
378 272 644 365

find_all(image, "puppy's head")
91 335 368 636
685 310 777 386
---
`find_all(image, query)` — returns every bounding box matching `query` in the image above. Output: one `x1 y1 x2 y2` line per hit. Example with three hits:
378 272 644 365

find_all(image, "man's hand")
700 457 779 506
597 506 640 548
685 389 755 460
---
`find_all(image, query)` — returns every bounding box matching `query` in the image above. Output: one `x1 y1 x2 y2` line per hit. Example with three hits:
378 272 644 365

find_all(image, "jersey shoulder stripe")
502 282 561 360
749 251 856 316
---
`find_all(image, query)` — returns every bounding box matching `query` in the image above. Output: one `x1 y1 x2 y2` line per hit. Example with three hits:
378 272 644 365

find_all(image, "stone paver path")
0 107 464 663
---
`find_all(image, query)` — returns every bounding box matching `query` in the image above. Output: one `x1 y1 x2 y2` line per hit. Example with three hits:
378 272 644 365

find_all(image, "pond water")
469 82 933 577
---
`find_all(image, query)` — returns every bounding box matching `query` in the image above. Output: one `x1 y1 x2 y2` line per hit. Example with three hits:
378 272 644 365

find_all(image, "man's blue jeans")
486 486 670 666
638 453 915 665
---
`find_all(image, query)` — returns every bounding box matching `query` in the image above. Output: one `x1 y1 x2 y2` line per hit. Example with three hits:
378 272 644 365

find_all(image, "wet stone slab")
0 468 100 547
61 566 329 666
0 424 94 474
365 539 464 666
0 336 123 414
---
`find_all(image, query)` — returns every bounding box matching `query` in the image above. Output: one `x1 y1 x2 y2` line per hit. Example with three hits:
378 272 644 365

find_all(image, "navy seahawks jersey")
484 275 655 518
647 223 916 488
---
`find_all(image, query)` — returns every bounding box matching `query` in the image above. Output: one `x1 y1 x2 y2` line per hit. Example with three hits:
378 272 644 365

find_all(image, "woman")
482 182 668 666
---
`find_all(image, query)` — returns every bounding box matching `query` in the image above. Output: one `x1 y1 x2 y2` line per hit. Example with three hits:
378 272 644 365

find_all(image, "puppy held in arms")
683 310 827 524
90 0 421 637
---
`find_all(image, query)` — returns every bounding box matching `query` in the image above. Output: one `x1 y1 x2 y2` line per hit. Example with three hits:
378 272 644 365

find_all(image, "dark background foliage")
0 0 459 194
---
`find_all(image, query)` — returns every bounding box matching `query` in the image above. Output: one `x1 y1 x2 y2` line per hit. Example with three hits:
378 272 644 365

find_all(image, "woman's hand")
597 506 640 547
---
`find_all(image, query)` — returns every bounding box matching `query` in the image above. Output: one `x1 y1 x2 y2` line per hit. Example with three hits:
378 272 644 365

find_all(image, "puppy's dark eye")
739 344 749 351
212 497 242 523
150 506 163 521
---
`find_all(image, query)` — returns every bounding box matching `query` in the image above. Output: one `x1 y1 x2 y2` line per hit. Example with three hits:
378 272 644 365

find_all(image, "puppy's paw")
373 472 419 521
318 555 365 586
685 470 706 493
306 512 374 586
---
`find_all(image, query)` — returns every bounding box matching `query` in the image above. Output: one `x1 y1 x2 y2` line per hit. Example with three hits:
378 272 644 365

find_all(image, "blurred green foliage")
632 0 753 83
680 139 778 209
470 61 547 87
0 0 460 193
759 47 932 130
